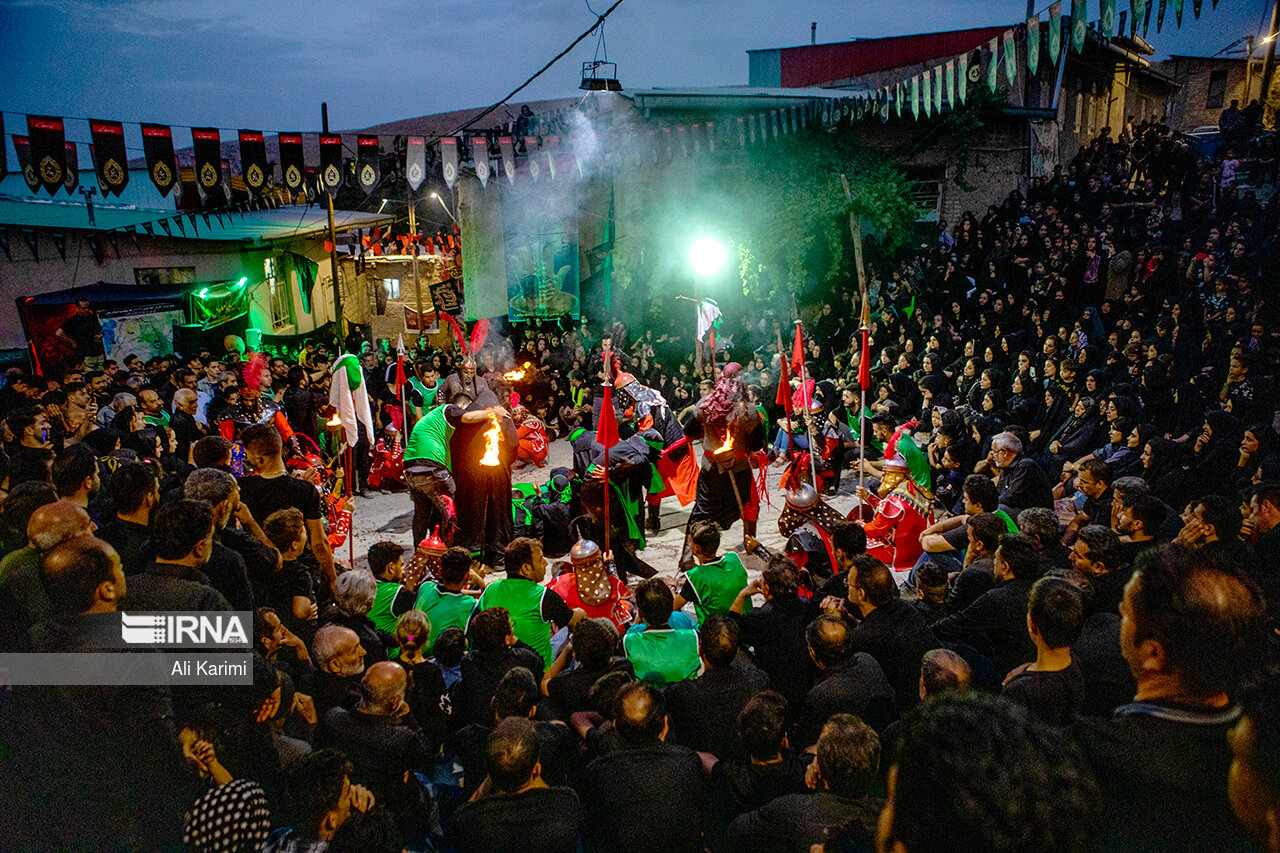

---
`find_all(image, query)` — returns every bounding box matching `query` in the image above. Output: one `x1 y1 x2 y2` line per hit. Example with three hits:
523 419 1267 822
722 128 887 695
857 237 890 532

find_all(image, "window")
1206 69 1229 110
134 266 195 286
383 278 401 300
265 257 294 330
903 167 944 223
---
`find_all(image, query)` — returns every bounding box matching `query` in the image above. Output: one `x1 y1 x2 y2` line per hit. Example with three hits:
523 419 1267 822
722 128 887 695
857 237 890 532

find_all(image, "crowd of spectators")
0 116 1278 852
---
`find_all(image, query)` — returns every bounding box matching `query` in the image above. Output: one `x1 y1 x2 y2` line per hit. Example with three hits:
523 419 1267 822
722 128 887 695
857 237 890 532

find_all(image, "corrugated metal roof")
0 170 393 240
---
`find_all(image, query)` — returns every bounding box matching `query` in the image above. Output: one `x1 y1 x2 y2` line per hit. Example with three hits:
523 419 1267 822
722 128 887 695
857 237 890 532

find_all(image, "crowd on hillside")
0 116 1278 853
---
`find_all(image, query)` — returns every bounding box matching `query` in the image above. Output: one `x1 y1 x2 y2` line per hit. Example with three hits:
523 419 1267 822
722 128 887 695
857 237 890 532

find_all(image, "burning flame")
479 414 502 466
713 431 735 456
327 413 342 427
502 362 533 382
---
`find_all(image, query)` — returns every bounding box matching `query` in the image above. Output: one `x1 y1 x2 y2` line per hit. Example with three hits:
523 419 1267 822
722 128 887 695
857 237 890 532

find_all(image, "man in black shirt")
1074 543 1267 851
1001 576 1086 726
728 555 813 709
55 298 103 365
183 468 255 611
449 717 581 853
665 617 769 761
794 614 896 747
727 713 883 852
707 690 809 841
933 534 1041 680
583 681 705 853
845 554 938 713
991 432 1054 515
455 607 545 727
95 461 157 576
122 500 230 613
239 423 336 592
1067 524 1129 616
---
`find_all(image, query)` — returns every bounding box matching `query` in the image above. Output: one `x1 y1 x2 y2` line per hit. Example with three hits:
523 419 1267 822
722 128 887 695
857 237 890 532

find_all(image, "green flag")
912 75 920 119
1049 1 1063 64
1101 0 1116 36
987 37 999 91
1003 29 1017 86
959 53 970 103
1072 0 1088 51
922 69 932 117
1027 15 1041 75
1173 0 1183 26
1132 0 1147 33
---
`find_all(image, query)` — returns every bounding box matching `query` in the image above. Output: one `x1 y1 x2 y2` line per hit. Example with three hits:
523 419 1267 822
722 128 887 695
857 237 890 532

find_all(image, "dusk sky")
0 0 1273 142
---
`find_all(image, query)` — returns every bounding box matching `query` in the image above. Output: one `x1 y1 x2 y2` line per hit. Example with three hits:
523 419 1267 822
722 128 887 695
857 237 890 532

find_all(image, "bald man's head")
920 648 973 700
614 680 667 744
42 536 123 615
28 500 94 552
358 661 407 715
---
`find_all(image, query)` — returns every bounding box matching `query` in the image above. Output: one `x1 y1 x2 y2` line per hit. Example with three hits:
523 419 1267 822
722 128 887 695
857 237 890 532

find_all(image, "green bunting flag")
1101 0 1116 36
1027 15 1041 75
946 59 956 108
988 37 999 91
896 83 904 116
922 68 932 117
959 53 970 103
912 75 920 119
1003 30 1017 86
1049 2 1063 63
934 66 943 112
1072 0 1088 51
1174 0 1183 25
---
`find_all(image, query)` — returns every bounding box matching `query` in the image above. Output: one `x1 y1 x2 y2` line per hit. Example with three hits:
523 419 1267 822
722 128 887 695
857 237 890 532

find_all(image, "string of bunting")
0 0 1233 225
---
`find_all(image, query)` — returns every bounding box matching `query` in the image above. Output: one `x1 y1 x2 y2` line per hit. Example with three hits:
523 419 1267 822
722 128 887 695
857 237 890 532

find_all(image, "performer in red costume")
547 538 632 631
854 456 934 574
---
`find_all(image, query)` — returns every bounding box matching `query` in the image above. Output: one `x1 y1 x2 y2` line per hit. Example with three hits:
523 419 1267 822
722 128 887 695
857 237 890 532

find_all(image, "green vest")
406 405 452 467
896 434 932 492
369 579 406 635
622 628 701 686
477 578 555 667
144 411 170 429
685 552 751 624
414 582 477 650
409 378 438 410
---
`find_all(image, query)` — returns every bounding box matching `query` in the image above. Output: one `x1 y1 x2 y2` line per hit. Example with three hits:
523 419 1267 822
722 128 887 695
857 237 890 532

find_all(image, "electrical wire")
445 0 626 138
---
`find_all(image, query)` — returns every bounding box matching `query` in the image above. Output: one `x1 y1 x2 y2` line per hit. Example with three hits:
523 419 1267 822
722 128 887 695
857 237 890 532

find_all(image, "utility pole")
322 102 343 339
1262 0 1280 120
407 188 425 348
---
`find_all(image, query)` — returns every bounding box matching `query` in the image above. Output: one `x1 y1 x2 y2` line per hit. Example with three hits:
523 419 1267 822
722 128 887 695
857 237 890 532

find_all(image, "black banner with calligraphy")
357 135 380 195
319 134 343 199
428 278 461 315
141 124 177 196
406 136 426 190
12 135 40 193
27 115 66 195
239 130 268 194
278 133 305 192
89 120 129 196
191 127 222 197
441 137 458 189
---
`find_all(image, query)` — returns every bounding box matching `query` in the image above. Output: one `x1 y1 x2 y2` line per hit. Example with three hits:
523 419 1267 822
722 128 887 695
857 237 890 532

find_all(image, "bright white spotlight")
689 238 727 276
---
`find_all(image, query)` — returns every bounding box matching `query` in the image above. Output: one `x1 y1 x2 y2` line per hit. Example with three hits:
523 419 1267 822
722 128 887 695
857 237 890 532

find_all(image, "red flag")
775 349 793 413
790 322 806 374
394 334 407 395
858 328 871 391
596 356 620 449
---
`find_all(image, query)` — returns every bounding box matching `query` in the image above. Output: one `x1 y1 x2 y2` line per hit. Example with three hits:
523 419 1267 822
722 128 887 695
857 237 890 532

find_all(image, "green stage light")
689 238 726 276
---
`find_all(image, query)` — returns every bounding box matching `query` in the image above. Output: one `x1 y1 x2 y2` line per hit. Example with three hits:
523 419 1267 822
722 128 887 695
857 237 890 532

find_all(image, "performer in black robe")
449 394 516 567
678 365 765 571
570 428 661 583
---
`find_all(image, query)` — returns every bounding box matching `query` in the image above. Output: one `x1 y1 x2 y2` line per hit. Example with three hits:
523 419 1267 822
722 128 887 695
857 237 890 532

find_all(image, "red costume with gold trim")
855 458 934 573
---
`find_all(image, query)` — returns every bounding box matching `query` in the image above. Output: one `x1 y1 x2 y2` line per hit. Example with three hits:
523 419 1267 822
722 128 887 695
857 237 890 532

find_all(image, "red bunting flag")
790 322 806 374
595 353 620 449
775 349 793 414
858 329 871 391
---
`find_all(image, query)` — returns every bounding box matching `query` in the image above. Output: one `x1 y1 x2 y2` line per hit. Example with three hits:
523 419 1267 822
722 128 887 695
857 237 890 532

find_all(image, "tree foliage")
730 127 920 305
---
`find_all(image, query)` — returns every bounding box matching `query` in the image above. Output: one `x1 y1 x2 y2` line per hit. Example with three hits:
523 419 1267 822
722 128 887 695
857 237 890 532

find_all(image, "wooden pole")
842 173 873 498
408 192 425 354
